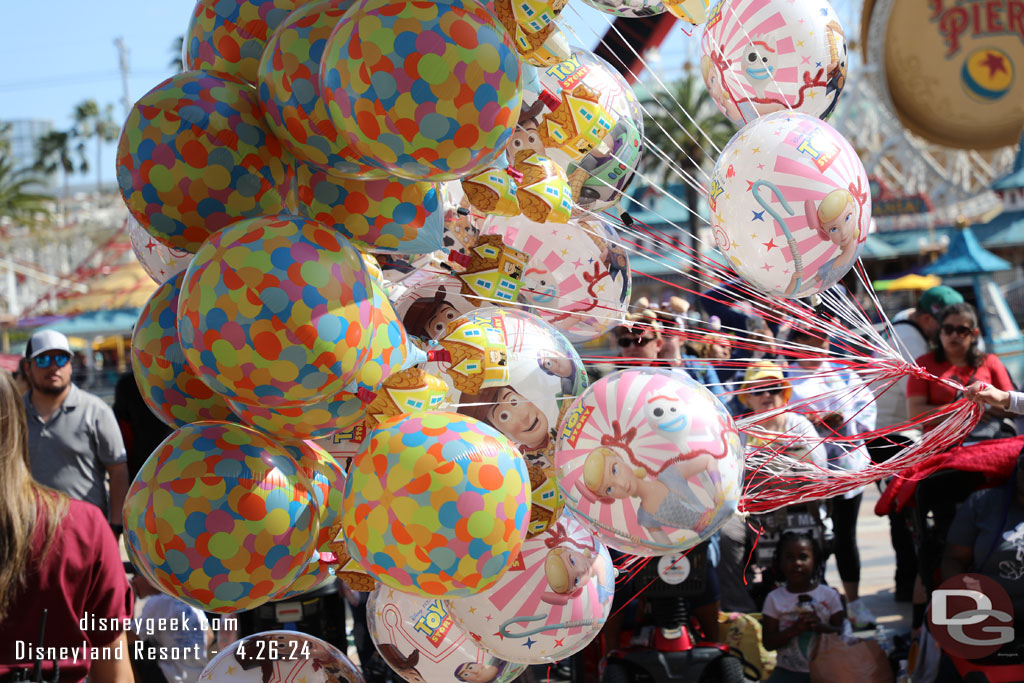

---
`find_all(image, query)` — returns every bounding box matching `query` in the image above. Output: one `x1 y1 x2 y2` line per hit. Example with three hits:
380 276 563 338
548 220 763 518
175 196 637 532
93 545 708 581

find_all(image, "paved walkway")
825 485 912 633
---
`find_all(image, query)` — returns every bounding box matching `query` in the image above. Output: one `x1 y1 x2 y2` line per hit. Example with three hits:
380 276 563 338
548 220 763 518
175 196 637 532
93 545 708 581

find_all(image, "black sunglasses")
940 324 974 337
618 335 657 348
33 353 71 369
753 384 786 396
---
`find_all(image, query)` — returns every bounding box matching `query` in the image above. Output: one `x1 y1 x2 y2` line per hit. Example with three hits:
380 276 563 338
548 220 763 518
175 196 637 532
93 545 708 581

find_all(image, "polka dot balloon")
123 421 319 613
184 0 309 86
131 271 237 428
177 215 376 408
321 0 523 181
115 71 293 253
295 163 445 253
342 411 531 598
257 0 387 179
281 439 348 553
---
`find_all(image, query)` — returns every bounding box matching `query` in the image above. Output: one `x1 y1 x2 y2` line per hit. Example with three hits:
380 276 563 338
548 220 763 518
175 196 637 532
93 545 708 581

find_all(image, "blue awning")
33 308 141 338
920 227 1012 276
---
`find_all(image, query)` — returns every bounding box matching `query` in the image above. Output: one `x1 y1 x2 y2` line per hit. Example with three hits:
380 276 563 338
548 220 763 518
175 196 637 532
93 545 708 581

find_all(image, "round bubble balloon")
257 0 387 179
131 272 237 428
116 71 293 253
445 513 614 664
709 112 870 298
129 217 194 285
480 214 631 342
700 0 848 124
368 586 526 683
123 422 319 613
177 215 375 407
579 0 666 18
295 163 445 253
198 631 364 682
522 52 644 213
554 369 743 556
321 0 523 181
422 307 586 535
184 0 309 86
342 411 531 598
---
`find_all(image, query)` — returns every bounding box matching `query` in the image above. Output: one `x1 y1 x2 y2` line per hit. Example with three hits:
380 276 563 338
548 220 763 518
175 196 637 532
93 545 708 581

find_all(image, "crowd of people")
1 282 1023 682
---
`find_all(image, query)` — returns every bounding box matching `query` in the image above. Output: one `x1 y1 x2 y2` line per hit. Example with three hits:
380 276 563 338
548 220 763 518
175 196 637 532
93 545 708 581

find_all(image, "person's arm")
981 358 1016 419
813 610 846 634
762 614 812 650
906 394 944 432
942 543 973 583
107 462 129 529
89 632 135 682
965 382 1012 410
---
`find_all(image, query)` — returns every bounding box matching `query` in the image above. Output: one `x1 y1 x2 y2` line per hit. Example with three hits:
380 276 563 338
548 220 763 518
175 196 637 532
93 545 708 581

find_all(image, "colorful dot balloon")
269 552 338 601
346 279 420 394
368 586 526 683
280 439 347 552
342 411 531 598
228 388 368 441
257 0 387 179
320 0 523 181
115 71 293 253
445 513 614 664
700 0 848 124
177 215 376 408
131 271 237 428
554 369 744 556
295 163 445 253
184 0 309 86
198 631 364 682
709 112 870 298
123 421 320 613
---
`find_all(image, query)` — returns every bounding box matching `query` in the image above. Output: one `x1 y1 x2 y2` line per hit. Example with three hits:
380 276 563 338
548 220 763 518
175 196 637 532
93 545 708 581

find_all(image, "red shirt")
906 351 1014 406
0 497 132 682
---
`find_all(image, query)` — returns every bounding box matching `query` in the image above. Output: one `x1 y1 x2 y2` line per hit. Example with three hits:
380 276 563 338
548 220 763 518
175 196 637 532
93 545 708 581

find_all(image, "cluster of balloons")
115 0 863 676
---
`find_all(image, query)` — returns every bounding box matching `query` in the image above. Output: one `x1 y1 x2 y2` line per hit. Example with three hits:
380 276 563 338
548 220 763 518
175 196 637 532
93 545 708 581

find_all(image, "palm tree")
73 99 120 194
638 73 736 241
171 35 185 72
0 127 53 228
34 129 87 224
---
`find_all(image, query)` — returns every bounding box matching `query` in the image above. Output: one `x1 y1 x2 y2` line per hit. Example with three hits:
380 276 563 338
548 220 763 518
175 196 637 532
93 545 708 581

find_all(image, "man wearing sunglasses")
22 329 128 538
615 309 664 364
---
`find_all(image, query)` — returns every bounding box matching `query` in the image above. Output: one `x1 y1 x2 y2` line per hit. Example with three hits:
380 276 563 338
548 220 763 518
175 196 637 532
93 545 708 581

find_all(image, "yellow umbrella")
873 274 942 291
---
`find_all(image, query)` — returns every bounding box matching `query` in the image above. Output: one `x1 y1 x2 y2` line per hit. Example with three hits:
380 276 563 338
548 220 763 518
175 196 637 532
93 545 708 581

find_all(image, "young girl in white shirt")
762 531 846 682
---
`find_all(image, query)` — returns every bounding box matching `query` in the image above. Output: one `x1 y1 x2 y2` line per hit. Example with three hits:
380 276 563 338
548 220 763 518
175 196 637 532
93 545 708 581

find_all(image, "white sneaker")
848 599 876 629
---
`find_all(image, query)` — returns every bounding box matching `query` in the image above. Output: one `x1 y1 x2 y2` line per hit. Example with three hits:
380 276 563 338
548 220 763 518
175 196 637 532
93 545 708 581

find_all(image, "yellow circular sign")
864 0 1024 150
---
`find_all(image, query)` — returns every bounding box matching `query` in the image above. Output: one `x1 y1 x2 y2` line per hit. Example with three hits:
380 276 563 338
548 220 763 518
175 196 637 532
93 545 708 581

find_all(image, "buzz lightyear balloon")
709 111 870 299
700 0 848 125
554 369 743 556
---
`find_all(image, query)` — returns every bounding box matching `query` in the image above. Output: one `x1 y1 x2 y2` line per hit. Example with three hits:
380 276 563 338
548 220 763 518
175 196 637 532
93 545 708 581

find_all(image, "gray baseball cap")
25 329 72 359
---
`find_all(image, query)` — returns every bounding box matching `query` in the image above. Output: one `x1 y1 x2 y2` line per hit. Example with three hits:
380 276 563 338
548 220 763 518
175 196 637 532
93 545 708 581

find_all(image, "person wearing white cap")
22 329 128 536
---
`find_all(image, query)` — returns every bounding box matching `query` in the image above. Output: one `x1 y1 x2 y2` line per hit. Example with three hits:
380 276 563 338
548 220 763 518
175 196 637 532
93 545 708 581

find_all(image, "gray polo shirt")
23 383 127 516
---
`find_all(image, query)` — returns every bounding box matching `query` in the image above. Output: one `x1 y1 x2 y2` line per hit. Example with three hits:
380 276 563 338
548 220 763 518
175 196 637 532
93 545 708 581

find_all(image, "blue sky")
0 2 194 183
0 0 614 186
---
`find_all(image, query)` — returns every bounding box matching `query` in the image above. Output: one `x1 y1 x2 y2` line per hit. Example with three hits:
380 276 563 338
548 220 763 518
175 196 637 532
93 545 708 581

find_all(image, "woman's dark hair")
772 530 825 584
933 302 985 368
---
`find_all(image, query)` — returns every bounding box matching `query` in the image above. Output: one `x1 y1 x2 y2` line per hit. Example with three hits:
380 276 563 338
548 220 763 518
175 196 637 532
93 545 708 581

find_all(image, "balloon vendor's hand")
964 382 1011 410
